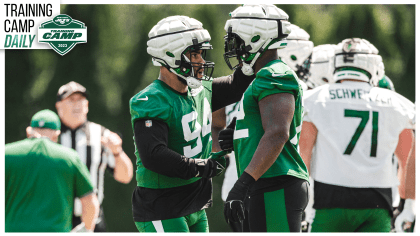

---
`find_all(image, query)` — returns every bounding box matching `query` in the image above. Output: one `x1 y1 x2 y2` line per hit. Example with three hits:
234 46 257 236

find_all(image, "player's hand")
224 171 255 224
195 150 228 178
218 117 236 152
70 222 93 233
101 131 123 155
395 199 416 232
209 150 228 176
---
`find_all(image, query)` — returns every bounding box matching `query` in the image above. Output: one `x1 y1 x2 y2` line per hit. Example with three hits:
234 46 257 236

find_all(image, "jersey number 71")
344 109 379 157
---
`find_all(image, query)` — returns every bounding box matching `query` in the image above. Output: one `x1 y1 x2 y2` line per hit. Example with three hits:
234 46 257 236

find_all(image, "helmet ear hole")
251 35 260 43
166 51 175 57
322 77 329 83
291 55 297 61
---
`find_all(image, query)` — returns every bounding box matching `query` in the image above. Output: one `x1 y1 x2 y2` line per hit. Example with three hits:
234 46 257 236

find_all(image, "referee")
5 109 99 232
55 81 133 232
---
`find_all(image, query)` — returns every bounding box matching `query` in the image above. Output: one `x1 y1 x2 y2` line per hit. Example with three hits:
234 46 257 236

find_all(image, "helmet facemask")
169 41 215 89
295 54 312 82
223 27 274 75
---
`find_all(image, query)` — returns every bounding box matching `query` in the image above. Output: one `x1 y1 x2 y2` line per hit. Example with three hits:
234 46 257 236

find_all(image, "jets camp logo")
38 14 87 56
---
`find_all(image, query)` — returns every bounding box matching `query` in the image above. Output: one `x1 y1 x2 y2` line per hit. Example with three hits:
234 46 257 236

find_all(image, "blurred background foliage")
5 4 415 232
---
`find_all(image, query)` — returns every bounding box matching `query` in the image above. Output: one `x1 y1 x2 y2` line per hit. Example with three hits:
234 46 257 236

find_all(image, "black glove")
224 171 255 224
218 117 236 152
392 198 406 229
195 151 228 178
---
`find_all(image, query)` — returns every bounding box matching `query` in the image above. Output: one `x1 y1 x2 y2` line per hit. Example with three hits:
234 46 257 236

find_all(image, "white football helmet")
277 24 314 81
307 44 337 89
333 38 384 86
223 4 292 75
147 16 215 89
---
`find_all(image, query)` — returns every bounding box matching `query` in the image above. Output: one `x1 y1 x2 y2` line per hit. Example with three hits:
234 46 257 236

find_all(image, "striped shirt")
59 121 115 219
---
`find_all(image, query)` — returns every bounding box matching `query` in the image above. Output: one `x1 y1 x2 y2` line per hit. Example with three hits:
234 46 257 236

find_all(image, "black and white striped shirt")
59 121 116 218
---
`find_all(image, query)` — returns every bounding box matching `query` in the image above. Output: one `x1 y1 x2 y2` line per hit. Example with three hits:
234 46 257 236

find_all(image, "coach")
5 109 100 232
55 81 133 232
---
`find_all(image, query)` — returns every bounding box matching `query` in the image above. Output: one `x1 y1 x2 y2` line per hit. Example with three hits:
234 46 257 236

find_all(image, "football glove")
224 171 255 224
218 117 236 152
195 150 228 178
395 199 416 232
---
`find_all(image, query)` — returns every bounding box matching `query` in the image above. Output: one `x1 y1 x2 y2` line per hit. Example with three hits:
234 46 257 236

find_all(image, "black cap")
57 81 88 102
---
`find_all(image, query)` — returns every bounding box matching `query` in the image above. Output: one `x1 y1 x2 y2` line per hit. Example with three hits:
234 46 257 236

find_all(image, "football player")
277 24 314 91
376 75 403 230
301 43 337 232
300 38 415 232
306 44 337 89
221 4 310 232
129 15 255 232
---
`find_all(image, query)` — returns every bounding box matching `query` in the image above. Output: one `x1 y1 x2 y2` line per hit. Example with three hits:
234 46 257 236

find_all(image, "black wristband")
238 171 256 188
398 198 406 212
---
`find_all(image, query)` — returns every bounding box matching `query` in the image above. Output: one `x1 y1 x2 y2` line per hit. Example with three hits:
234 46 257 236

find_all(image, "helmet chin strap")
241 40 272 76
169 68 202 89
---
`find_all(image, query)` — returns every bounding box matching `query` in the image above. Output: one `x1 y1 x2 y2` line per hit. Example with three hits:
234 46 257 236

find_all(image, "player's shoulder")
130 80 174 122
256 59 297 82
254 60 300 93
371 87 414 110
130 80 173 109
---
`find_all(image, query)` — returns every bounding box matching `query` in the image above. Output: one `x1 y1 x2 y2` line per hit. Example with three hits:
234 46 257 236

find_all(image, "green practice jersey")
233 60 309 181
5 138 94 232
130 79 213 189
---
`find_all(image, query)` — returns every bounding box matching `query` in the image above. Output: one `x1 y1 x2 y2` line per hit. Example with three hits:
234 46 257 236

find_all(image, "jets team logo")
38 14 87 56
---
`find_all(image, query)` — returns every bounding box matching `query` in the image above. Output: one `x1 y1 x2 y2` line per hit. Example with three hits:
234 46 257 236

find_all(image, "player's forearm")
134 119 199 179
212 126 224 152
212 68 255 111
211 108 226 152
299 122 318 175
405 143 415 199
81 193 100 232
244 130 289 180
114 151 133 184
398 163 407 199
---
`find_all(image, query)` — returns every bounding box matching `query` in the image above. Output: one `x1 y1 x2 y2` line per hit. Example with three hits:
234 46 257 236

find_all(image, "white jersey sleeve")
303 82 415 188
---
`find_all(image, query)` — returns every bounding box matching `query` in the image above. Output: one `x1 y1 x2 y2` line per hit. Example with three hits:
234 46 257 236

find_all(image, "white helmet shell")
277 24 314 71
147 16 211 69
307 44 337 88
333 38 384 86
224 4 291 54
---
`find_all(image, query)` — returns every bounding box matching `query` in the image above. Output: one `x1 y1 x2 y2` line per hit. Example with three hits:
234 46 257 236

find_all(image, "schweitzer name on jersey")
329 88 392 105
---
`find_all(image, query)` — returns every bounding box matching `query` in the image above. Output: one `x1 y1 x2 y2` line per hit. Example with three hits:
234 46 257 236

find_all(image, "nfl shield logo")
39 120 45 127
145 120 152 128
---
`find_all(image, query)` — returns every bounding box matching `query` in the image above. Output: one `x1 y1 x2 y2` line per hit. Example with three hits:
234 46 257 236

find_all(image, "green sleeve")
129 92 173 126
253 67 300 102
73 154 94 198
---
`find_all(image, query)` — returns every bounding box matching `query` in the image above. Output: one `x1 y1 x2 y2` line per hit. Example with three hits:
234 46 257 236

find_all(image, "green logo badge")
38 14 87 56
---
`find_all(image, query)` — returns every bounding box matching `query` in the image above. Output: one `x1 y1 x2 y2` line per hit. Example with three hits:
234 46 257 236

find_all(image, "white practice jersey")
303 81 415 188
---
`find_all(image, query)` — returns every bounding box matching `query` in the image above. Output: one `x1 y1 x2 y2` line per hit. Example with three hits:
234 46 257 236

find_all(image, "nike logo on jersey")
137 96 148 101
272 73 287 77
